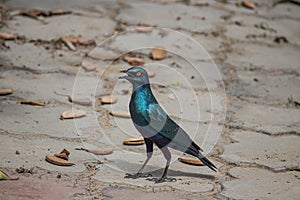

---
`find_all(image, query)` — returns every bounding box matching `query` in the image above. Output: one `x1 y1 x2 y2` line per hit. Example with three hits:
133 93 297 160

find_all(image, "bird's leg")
146 147 176 183
125 138 153 179
124 152 153 179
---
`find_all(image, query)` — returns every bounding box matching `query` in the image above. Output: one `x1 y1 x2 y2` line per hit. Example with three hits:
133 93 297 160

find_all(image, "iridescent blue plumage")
120 67 217 183
129 84 156 127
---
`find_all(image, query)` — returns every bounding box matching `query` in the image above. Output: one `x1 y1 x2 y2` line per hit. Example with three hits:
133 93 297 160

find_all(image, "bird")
119 67 217 183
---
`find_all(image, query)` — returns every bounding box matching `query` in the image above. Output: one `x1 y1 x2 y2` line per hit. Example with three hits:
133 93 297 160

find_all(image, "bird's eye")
136 71 142 77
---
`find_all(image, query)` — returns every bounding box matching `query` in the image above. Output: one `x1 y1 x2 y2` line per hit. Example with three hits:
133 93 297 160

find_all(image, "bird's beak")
119 69 128 79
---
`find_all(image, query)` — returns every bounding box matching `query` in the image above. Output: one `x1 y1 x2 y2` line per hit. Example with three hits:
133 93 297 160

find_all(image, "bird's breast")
129 92 151 126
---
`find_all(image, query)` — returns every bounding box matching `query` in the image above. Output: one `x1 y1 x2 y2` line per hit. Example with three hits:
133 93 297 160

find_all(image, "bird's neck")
129 84 158 127
130 84 156 111
133 83 155 100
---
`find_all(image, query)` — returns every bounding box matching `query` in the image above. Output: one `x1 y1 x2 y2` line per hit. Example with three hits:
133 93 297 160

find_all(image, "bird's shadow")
112 159 215 180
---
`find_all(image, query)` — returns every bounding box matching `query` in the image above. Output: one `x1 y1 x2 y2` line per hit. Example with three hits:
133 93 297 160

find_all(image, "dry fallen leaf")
75 147 114 155
20 100 45 106
81 60 96 71
242 0 255 9
50 9 72 15
178 157 204 166
135 26 153 32
54 149 70 160
45 155 75 166
109 110 131 118
87 147 114 155
101 95 117 104
150 47 167 60
0 32 19 40
123 137 145 145
58 37 95 51
61 37 76 51
20 8 71 17
20 9 50 17
0 170 19 181
77 38 95 45
60 110 87 120
68 96 92 106
62 37 95 45
88 51 119 61
0 88 13 96
123 55 145 66
63 37 78 44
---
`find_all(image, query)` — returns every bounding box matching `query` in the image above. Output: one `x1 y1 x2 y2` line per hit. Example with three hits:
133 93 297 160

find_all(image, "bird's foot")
124 173 152 179
146 177 177 183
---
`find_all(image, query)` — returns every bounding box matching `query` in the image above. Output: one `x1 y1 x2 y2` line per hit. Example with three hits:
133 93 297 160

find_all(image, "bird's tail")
185 145 217 172
197 155 217 172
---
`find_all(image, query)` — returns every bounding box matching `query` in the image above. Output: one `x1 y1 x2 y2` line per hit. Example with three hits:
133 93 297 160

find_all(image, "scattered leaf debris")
62 37 95 45
88 51 119 61
60 110 87 120
75 147 114 155
135 25 153 32
123 137 145 145
68 96 92 106
45 149 74 166
54 36 95 51
0 170 19 181
100 95 117 104
109 110 131 118
49 9 72 15
20 100 45 106
123 54 145 66
45 155 75 166
178 157 204 166
19 8 71 18
54 149 70 160
242 0 256 9
0 32 19 40
0 88 13 96
150 47 167 60
61 37 76 51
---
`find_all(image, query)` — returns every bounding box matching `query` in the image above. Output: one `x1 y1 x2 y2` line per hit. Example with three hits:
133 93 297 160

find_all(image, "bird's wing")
161 118 203 152
146 103 168 132
147 103 203 152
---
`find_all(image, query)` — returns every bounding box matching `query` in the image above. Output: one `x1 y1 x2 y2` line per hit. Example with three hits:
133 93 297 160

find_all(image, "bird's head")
119 67 150 88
